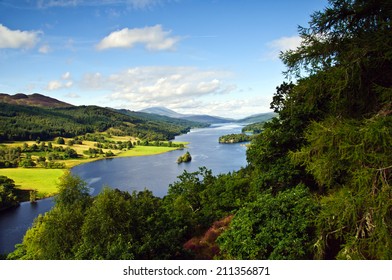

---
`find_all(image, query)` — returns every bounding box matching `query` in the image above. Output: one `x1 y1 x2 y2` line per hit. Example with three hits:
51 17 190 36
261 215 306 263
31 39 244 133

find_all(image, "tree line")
218 133 253 144
0 104 202 142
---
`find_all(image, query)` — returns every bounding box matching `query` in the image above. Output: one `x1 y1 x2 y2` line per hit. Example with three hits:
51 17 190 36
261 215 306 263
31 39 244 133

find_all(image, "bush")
217 184 319 259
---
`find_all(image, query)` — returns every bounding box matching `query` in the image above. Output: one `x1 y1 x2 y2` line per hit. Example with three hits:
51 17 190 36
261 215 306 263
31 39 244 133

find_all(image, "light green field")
0 168 64 197
118 145 179 157
1 138 188 197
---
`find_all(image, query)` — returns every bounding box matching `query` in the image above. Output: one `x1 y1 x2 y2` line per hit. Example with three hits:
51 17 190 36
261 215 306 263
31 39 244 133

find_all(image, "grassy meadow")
0 168 64 198
1 135 188 199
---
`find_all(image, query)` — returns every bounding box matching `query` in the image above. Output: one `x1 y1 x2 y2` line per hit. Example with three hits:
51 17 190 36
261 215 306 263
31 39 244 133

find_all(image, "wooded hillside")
0 102 204 142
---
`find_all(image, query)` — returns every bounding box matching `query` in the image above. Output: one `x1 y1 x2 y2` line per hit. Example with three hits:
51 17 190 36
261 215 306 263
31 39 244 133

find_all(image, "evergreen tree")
281 0 392 259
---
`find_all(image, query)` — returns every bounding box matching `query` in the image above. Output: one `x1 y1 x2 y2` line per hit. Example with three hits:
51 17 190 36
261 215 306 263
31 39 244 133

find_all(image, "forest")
3 0 392 260
218 133 253 144
0 103 205 142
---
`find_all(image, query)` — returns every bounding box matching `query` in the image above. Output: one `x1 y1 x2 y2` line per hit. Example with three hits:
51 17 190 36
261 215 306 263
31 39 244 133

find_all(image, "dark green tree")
8 172 91 259
280 0 392 259
0 176 19 211
217 185 318 259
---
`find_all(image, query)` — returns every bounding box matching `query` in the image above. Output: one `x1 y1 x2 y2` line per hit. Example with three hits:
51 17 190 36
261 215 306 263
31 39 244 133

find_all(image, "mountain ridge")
139 106 235 124
140 106 276 124
0 93 276 126
0 93 73 108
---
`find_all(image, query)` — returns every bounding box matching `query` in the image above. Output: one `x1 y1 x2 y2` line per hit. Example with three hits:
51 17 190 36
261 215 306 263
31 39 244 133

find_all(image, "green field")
0 141 188 198
0 168 64 197
118 145 180 157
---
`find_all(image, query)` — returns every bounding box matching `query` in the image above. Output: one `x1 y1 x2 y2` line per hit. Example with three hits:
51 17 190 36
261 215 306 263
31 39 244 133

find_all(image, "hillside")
0 102 202 142
140 106 234 124
0 93 73 108
139 107 184 118
237 112 277 124
117 109 208 129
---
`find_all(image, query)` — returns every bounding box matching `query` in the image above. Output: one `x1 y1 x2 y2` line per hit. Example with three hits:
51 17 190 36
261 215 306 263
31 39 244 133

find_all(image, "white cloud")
128 0 162 9
265 35 302 60
79 66 236 110
96 25 181 51
46 72 74 90
168 96 272 119
65 92 80 98
0 24 41 49
36 0 166 9
47 80 62 91
38 44 51 54
80 72 106 90
64 81 73 88
62 71 71 80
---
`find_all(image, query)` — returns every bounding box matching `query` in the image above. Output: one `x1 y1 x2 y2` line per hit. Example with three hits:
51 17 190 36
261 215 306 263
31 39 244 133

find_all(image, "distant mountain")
139 107 184 119
181 115 233 124
117 109 208 129
139 106 234 124
0 93 73 108
237 112 277 124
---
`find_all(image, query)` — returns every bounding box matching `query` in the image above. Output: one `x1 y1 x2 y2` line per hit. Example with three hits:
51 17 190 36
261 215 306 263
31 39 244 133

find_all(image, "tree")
281 0 392 118
56 137 65 145
0 175 19 211
164 167 216 239
269 82 294 113
8 172 91 259
75 188 135 260
217 185 318 259
55 171 90 209
177 151 192 163
280 0 392 259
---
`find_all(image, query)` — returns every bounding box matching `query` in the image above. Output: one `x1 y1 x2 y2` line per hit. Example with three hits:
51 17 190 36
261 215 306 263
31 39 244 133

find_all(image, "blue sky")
0 0 328 118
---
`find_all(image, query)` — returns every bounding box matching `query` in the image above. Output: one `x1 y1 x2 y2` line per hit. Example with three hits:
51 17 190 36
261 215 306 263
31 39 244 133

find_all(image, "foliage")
0 103 202 142
217 185 319 259
164 167 215 238
241 122 266 134
0 146 21 168
0 175 19 211
184 215 234 259
280 0 392 259
8 173 189 260
177 151 192 163
245 0 392 260
200 169 251 222
218 133 252 144
163 167 253 244
7 172 91 259
291 116 392 259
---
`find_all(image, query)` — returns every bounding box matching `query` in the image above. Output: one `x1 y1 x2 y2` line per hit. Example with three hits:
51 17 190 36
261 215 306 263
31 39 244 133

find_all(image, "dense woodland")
3 0 392 260
218 133 253 144
0 103 205 142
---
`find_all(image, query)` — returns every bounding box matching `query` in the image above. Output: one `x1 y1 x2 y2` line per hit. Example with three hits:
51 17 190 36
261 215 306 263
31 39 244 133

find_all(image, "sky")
0 0 328 118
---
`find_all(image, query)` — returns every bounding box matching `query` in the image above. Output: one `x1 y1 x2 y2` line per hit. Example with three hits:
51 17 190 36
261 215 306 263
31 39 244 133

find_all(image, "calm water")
0 123 248 254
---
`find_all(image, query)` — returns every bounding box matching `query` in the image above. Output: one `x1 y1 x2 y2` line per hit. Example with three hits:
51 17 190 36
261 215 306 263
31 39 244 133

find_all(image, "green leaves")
218 185 318 259
0 175 18 211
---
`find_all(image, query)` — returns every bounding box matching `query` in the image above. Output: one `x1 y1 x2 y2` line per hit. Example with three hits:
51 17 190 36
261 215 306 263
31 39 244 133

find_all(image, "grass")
118 145 180 157
0 168 64 198
1 137 189 197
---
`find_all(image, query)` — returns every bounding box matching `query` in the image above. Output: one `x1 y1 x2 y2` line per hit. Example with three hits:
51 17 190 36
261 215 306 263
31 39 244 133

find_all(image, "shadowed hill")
0 93 74 108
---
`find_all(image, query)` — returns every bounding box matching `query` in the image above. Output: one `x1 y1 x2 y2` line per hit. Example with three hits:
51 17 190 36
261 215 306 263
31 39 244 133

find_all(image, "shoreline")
0 142 188 204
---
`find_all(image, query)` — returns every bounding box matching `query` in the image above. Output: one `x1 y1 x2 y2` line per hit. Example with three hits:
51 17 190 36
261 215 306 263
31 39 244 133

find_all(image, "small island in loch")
218 133 252 144
177 151 192 164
